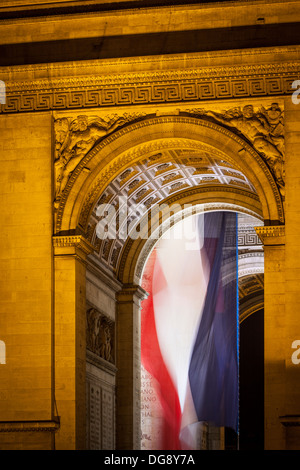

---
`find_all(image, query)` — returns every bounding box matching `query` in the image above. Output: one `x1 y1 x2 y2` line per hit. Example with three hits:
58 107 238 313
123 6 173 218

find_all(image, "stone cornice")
125 193 262 283
0 0 295 15
86 256 123 293
255 225 285 245
72 116 269 231
86 349 117 376
1 55 300 114
279 415 300 427
1 46 300 73
0 420 60 433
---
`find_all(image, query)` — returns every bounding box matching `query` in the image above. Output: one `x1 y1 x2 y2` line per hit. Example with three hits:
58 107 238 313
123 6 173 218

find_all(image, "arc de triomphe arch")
0 0 299 451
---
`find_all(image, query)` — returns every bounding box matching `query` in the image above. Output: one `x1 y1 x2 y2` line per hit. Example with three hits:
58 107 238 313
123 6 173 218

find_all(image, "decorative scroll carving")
187 104 285 196
86 308 115 364
54 113 145 206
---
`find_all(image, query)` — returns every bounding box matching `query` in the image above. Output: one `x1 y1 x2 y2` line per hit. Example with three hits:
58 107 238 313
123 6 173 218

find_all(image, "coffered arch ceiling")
85 144 263 280
239 273 264 323
58 114 284 237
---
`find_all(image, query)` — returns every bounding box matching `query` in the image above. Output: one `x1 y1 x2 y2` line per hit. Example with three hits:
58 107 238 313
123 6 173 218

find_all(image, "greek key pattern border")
1 63 299 114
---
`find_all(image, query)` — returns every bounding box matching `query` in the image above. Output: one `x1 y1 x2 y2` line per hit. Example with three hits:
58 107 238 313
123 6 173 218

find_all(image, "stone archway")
52 113 284 450
54 114 284 235
130 205 264 450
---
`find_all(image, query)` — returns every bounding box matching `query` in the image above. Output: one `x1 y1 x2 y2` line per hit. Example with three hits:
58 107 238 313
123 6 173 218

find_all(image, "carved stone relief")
54 112 146 207
53 110 285 246
187 103 285 196
54 104 285 217
86 307 115 364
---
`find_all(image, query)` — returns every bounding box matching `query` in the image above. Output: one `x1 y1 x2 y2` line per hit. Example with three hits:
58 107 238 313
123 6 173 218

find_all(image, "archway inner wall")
69 116 284 450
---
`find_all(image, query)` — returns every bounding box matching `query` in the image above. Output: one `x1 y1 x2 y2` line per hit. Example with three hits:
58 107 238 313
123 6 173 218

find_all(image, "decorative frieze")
86 371 116 450
1 59 299 114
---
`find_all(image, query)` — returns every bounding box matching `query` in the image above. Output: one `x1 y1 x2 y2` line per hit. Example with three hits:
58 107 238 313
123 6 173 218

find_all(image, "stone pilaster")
281 98 300 450
53 235 94 450
255 225 286 450
116 284 147 450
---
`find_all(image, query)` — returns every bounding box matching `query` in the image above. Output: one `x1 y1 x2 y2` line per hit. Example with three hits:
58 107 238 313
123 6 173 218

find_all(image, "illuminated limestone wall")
276 98 300 449
0 112 54 449
0 0 300 452
252 96 300 450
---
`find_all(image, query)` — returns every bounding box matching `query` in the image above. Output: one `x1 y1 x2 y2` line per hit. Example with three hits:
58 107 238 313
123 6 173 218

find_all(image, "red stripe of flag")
141 248 182 449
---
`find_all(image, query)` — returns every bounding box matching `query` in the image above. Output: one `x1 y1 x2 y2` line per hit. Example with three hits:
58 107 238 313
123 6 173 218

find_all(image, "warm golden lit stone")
1 0 300 451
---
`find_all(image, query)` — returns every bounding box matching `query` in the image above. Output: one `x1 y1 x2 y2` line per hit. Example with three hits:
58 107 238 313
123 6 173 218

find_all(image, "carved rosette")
86 307 115 364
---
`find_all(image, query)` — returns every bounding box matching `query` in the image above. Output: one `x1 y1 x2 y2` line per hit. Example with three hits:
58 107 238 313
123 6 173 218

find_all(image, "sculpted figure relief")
86 308 114 363
189 103 285 196
86 307 100 353
54 114 130 207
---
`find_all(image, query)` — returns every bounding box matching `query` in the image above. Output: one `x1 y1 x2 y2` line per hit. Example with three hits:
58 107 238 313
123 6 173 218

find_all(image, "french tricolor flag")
141 212 238 450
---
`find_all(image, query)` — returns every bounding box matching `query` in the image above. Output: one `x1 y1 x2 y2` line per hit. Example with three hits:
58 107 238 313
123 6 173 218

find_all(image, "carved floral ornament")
53 106 285 231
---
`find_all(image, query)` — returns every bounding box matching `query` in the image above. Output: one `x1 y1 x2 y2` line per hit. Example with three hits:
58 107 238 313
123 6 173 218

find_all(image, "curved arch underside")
55 115 278 290
56 116 283 240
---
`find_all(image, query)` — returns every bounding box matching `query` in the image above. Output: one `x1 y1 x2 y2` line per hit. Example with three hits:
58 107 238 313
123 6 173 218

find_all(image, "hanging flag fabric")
141 248 182 450
141 212 238 449
188 211 238 432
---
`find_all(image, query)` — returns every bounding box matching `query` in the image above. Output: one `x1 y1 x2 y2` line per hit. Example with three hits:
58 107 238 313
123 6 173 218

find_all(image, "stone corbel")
254 225 285 246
